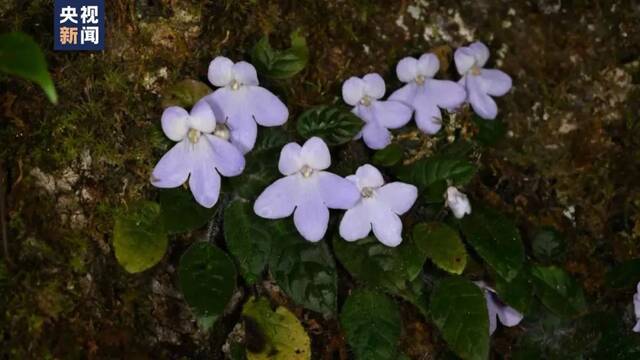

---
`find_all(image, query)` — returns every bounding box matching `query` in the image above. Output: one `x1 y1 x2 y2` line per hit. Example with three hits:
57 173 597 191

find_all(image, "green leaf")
530 265 587 317
269 221 337 315
606 258 640 288
161 79 212 108
340 289 402 360
531 226 566 263
253 127 290 152
493 265 533 314
413 222 467 274
372 144 403 167
459 205 524 281
230 148 281 200
0 32 57 103
430 277 489 360
224 200 273 284
159 188 215 234
296 105 363 146
113 201 167 273
178 242 236 319
242 297 311 360
397 155 476 191
474 116 506 146
251 30 309 80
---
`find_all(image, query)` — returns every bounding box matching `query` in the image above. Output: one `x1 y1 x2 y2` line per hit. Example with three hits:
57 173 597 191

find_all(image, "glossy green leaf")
113 201 167 273
372 144 403 167
251 30 309 79
606 258 640 288
430 277 489 360
493 265 533 314
269 221 337 315
459 205 524 281
396 155 476 191
159 188 215 234
296 105 363 146
178 242 236 319
340 289 402 360
474 116 506 146
530 265 587 318
0 32 57 103
531 226 566 263
161 79 212 108
242 297 311 360
413 222 467 274
224 200 273 284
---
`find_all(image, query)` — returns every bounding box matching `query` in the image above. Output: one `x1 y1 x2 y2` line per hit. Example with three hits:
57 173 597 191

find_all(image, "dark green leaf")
531 226 566 263
430 277 489 360
413 222 467 275
224 200 273 284
474 116 506 146
251 30 309 80
296 105 363 146
340 289 402 360
230 148 280 200
269 221 337 315
530 265 587 318
159 188 215 234
0 32 57 103
459 205 524 281
372 143 403 167
161 79 212 108
397 155 476 191
606 258 640 288
113 201 167 273
493 265 534 314
254 127 290 152
178 242 236 319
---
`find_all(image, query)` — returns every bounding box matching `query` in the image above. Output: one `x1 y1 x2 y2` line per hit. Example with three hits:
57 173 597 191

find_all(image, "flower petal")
245 86 289 126
206 135 245 177
425 79 467 110
294 197 329 242
634 321 640 333
371 100 412 129
189 99 216 133
301 137 331 170
228 115 258 154
414 98 443 134
467 75 498 120
480 69 512 97
203 89 233 124
389 83 418 107
151 141 191 188
376 182 417 215
363 73 385 99
339 203 371 241
317 171 360 209
396 57 418 83
354 164 384 189
232 61 259 86
161 106 189 141
370 205 403 247
208 56 234 87
254 175 299 219
454 47 476 75
417 53 439 78
204 89 258 153
487 301 499 335
188 146 221 208
278 142 303 175
469 41 490 67
342 77 365 106
496 305 524 328
361 122 391 149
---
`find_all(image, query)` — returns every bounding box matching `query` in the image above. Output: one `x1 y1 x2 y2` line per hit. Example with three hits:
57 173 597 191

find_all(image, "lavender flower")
389 53 467 134
204 56 289 154
476 281 524 335
342 73 412 149
151 100 245 208
455 41 512 120
339 164 417 247
254 137 359 242
445 186 471 219
633 282 640 332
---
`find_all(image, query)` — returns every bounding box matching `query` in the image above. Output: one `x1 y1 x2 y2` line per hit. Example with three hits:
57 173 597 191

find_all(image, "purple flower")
339 164 417 247
253 137 359 242
151 100 245 208
454 42 512 120
389 53 467 134
475 281 524 335
342 73 412 149
633 282 640 332
445 186 471 219
204 56 289 154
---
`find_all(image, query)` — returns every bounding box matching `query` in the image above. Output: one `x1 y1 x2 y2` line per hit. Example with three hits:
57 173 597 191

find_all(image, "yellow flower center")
361 187 374 198
416 75 426 85
214 123 230 140
187 128 201 144
470 66 481 76
300 165 313 178
230 79 241 91
359 95 372 106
